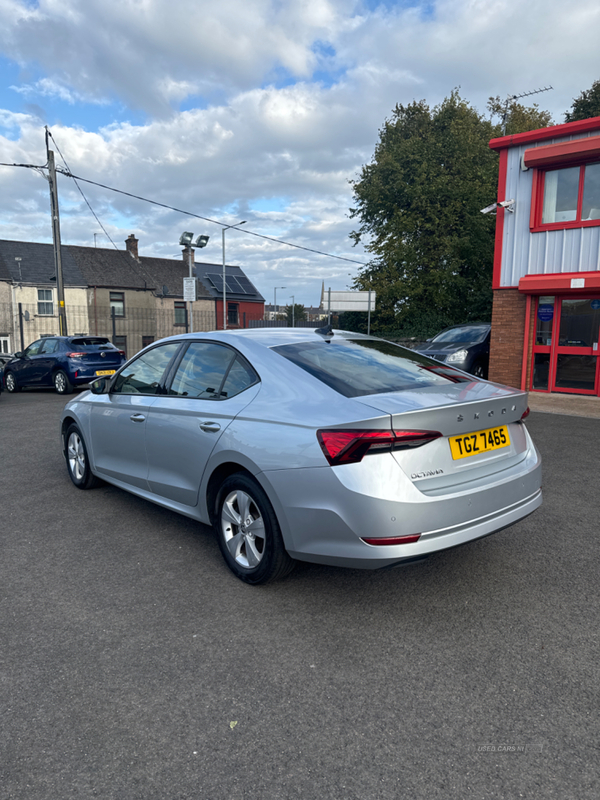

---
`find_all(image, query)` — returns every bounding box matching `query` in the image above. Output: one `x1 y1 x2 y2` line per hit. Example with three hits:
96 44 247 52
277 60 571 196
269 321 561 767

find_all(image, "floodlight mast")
179 231 209 333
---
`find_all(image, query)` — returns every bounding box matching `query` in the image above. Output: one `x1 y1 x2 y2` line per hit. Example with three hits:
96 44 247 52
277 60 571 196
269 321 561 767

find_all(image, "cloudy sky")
0 0 598 307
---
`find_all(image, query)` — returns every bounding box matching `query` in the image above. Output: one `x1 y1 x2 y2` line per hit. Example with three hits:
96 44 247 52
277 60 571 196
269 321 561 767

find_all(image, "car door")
145 341 260 506
13 340 44 385
37 337 60 384
89 342 182 489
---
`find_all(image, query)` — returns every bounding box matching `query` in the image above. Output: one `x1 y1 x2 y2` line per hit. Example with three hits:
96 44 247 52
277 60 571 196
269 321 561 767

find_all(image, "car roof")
159 328 375 349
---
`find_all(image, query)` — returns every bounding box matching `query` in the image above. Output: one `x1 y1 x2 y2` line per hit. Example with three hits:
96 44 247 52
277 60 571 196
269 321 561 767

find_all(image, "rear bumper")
259 441 542 569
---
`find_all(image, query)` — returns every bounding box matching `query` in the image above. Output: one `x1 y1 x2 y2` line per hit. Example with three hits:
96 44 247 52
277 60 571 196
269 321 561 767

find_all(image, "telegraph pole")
45 128 68 336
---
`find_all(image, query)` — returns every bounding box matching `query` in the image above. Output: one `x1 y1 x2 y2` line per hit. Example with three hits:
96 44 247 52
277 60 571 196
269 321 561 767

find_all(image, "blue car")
3 336 126 395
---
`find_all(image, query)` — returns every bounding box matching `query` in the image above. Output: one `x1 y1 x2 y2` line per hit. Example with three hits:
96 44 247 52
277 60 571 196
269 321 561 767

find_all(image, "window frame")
173 301 187 326
109 291 125 318
37 288 54 316
531 160 600 232
227 302 239 327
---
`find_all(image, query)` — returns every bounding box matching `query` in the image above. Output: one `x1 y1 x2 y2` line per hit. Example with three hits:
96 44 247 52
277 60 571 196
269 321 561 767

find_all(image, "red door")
550 297 600 394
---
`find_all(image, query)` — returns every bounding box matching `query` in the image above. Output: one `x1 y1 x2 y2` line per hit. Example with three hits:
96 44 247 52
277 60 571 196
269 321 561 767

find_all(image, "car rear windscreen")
272 338 473 397
70 338 114 348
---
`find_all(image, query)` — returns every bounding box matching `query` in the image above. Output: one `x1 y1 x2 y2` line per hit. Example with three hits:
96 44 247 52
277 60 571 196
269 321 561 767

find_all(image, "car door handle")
130 414 146 422
199 421 221 433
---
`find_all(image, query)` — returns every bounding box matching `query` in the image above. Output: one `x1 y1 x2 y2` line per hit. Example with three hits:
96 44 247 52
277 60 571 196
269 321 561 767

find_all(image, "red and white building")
489 116 600 396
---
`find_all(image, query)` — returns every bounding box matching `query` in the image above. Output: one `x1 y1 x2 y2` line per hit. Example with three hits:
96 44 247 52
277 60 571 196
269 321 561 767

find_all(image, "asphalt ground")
1 389 599 800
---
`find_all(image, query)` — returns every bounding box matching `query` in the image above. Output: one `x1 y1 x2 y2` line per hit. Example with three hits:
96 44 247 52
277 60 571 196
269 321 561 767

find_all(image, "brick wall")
489 289 528 388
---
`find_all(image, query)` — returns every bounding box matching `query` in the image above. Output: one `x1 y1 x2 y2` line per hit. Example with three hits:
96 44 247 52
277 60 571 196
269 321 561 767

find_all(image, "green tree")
565 79 600 122
284 303 306 326
350 91 553 336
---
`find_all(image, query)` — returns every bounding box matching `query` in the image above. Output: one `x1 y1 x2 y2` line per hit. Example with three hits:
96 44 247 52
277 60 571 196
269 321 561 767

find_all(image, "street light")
179 231 209 333
274 286 286 321
222 221 246 330
289 295 295 328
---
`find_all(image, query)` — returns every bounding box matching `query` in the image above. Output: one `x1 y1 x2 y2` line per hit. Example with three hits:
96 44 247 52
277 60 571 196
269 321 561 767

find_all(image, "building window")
142 336 155 349
113 335 127 359
228 303 239 326
110 292 125 317
174 301 187 326
37 289 54 316
534 163 600 229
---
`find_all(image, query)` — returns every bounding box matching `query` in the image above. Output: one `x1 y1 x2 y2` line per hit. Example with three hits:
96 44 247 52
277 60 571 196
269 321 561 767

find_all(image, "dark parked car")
3 336 126 394
416 323 491 379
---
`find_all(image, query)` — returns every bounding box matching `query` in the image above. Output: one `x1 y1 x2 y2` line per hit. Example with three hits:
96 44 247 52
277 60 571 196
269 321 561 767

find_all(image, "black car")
415 323 491 379
3 336 126 394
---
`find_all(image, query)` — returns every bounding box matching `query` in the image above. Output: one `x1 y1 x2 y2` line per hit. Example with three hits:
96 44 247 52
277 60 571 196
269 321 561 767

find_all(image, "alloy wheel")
220 490 266 569
67 431 86 482
55 372 67 393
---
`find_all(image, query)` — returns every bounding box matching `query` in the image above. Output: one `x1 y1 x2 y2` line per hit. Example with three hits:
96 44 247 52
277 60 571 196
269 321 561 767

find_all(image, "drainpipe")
94 286 98 335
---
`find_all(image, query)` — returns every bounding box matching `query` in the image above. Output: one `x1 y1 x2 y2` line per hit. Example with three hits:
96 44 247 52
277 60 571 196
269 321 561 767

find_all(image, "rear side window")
112 343 180 395
40 338 59 354
168 342 257 400
169 342 236 399
272 338 472 398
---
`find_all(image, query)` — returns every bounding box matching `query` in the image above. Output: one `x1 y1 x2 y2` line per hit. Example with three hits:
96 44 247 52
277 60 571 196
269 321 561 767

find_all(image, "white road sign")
183 278 197 302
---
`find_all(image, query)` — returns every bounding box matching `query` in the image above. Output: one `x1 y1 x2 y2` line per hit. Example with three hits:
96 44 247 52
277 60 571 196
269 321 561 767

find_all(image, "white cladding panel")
500 129 600 286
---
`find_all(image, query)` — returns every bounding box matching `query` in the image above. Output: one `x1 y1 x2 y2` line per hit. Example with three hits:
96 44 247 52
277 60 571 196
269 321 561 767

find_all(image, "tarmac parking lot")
1 388 599 799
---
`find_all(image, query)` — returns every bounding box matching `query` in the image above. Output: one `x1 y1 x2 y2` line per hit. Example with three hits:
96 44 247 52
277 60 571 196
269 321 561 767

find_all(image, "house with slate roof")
194 261 265 329
0 235 263 356
0 239 88 353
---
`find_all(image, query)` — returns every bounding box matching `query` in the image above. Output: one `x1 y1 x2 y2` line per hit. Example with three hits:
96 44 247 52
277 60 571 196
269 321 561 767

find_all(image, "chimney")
125 234 139 260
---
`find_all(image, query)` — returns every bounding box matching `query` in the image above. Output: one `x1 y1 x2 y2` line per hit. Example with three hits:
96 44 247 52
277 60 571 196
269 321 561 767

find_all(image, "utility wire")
47 131 122 256
55 170 367 266
1 155 368 266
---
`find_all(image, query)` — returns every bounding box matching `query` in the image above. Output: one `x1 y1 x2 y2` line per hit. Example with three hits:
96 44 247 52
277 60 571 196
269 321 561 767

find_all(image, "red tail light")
317 428 442 466
521 406 530 420
66 352 85 358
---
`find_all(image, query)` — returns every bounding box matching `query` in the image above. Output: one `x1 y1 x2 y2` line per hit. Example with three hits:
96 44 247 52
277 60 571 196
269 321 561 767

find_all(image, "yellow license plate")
95 369 116 376
449 425 510 460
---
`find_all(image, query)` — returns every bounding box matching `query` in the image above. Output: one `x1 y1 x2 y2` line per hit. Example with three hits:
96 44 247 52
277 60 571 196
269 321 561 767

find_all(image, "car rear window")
272 338 473 397
69 337 115 350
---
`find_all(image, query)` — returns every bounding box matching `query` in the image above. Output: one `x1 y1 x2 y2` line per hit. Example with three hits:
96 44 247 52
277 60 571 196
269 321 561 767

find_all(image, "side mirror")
14 351 24 358
90 375 111 395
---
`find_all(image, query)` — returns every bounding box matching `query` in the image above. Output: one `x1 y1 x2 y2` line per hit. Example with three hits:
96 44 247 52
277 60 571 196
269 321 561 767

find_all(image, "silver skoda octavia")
60 328 542 584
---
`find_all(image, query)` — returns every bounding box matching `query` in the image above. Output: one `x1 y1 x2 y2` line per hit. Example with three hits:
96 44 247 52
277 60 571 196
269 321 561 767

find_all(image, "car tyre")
65 423 100 489
4 371 20 392
54 370 74 394
214 473 295 585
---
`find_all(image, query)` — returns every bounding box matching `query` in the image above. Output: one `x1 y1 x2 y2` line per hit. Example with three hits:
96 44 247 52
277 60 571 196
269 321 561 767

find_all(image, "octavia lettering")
449 426 510 461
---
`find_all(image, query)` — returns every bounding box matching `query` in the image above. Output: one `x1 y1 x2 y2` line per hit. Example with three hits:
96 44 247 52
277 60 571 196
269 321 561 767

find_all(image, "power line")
54 170 367 266
1 154 368 266
46 130 123 256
